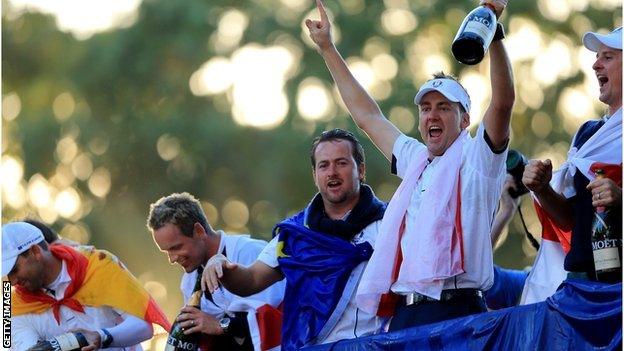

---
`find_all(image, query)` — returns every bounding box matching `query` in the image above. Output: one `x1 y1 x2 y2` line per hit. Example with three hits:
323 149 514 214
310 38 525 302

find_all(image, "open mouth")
597 75 608 87
327 179 342 189
428 126 443 138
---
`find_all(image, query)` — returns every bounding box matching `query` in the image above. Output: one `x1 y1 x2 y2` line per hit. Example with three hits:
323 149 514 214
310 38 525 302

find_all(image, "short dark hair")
147 192 211 237
428 71 469 113
23 219 59 244
310 128 365 168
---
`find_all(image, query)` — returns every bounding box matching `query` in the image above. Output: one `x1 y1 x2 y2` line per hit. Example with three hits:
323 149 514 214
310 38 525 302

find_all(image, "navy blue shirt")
563 119 622 275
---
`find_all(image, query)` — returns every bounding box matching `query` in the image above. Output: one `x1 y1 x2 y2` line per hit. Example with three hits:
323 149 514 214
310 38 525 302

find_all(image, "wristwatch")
219 316 231 334
493 22 505 41
99 329 113 348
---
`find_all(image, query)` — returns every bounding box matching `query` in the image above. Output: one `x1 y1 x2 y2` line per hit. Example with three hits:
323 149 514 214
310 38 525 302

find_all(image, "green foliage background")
2 0 621 341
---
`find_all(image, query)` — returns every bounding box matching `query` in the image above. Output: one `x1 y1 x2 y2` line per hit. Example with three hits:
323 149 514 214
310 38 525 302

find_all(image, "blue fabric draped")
276 210 374 351
484 265 529 310
302 279 622 350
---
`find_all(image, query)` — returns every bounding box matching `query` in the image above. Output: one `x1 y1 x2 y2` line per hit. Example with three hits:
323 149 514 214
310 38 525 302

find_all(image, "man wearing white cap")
3 221 169 350
305 0 514 330
522 27 622 283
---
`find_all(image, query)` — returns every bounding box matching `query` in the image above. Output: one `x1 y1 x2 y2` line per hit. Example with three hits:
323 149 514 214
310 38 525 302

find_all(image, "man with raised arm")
305 0 514 330
202 129 387 350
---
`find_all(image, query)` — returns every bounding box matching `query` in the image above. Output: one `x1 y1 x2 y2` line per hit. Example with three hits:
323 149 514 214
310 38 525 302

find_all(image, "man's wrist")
319 43 337 56
98 329 113 348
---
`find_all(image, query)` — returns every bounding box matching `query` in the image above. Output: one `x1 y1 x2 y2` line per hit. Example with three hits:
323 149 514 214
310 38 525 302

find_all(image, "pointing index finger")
316 0 329 24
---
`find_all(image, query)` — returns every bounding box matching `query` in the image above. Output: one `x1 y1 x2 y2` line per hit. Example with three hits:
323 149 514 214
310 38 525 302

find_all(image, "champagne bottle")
591 169 622 283
165 266 203 351
451 4 497 65
27 332 88 351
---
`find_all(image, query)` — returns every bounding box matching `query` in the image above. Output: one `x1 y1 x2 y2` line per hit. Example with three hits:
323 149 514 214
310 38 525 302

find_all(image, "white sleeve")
107 311 153 347
236 238 269 266
392 133 426 179
256 236 280 269
10 315 39 350
464 123 507 179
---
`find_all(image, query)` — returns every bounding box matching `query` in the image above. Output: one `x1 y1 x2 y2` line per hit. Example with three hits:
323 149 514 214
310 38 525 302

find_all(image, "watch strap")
493 22 505 41
100 329 113 348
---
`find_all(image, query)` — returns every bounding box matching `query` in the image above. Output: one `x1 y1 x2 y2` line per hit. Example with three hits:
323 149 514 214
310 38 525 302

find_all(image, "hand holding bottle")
71 329 102 351
175 306 225 336
587 177 622 208
201 254 240 293
452 0 507 64
479 0 507 18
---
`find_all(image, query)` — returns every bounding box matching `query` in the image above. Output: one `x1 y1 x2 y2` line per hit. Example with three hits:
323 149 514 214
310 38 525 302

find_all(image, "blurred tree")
2 0 621 337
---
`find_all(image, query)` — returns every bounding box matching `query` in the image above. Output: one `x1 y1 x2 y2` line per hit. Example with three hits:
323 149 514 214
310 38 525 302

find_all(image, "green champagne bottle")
165 266 203 351
591 169 622 283
27 332 89 351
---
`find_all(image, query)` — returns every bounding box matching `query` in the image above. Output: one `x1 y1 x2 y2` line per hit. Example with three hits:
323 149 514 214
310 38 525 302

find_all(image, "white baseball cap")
2 222 45 276
414 78 471 113
583 27 622 52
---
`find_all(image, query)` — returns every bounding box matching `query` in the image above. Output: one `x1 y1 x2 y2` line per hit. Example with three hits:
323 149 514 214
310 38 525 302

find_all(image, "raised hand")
305 0 333 51
522 159 553 195
479 0 507 18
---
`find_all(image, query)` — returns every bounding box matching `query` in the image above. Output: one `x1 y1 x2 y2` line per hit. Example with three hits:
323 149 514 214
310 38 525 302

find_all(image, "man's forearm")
319 44 384 130
534 187 574 230
221 265 281 297
107 314 153 347
220 266 257 296
484 40 514 148
489 41 514 110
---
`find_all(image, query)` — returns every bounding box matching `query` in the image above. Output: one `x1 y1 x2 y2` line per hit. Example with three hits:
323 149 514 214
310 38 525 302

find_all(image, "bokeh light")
2 92 22 121
297 77 335 121
222 198 250 229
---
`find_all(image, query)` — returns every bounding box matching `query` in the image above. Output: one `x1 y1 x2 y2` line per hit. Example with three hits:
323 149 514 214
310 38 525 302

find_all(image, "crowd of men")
3 0 621 349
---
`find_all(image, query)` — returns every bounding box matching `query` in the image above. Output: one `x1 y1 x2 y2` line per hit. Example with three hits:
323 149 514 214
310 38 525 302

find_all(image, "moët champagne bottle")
27 332 88 351
165 266 203 351
591 169 622 283
452 4 497 65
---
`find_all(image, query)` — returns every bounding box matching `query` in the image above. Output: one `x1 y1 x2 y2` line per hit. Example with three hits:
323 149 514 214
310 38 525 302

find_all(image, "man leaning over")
4 221 169 350
147 192 285 350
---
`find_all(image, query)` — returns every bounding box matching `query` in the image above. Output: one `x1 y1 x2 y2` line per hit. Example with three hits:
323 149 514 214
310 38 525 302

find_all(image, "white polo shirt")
258 220 383 345
390 123 506 293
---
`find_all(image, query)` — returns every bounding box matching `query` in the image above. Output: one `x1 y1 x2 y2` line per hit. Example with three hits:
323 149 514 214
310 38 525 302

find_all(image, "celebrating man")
522 27 622 299
305 0 514 330
4 221 170 350
147 192 284 350
202 129 387 350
